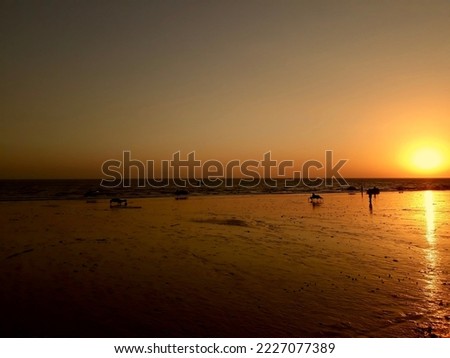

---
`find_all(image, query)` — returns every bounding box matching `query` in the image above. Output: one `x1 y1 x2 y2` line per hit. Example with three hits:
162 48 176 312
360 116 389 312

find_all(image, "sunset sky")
1 0 449 179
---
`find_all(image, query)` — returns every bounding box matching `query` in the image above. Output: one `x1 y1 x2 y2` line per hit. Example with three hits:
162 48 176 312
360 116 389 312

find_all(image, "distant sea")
1 178 450 201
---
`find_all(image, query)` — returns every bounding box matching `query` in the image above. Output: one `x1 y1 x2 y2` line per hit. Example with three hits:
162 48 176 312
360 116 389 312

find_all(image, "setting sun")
399 140 449 176
411 147 444 172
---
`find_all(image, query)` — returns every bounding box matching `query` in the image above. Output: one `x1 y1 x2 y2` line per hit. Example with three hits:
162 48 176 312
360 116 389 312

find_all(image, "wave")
1 178 450 201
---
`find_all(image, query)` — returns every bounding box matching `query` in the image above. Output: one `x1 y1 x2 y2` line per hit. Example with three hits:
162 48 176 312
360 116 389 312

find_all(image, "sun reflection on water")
424 191 436 244
424 190 437 295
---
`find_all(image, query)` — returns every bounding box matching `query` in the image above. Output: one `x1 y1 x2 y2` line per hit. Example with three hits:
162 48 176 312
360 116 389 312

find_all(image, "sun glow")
400 140 448 176
411 147 444 171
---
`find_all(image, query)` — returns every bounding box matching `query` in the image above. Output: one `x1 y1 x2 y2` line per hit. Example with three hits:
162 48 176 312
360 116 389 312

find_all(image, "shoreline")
2 178 450 202
1 187 450 202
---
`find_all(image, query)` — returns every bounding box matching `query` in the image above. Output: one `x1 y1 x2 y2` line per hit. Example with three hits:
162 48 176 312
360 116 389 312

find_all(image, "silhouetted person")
366 187 380 204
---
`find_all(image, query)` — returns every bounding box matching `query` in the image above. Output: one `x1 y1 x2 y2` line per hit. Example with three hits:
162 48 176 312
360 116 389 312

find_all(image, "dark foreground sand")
0 192 449 337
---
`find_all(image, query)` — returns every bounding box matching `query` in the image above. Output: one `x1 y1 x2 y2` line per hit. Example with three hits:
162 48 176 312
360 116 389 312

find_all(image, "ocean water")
0 178 450 201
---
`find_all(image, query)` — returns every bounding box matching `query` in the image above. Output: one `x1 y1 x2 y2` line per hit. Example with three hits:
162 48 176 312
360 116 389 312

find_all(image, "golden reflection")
425 191 436 244
424 190 437 294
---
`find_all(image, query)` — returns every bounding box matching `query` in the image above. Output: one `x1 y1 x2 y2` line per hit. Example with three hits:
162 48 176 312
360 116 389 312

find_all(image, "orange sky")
1 0 449 179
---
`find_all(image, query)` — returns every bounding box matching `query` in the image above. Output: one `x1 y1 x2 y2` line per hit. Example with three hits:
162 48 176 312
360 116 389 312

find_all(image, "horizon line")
1 177 450 181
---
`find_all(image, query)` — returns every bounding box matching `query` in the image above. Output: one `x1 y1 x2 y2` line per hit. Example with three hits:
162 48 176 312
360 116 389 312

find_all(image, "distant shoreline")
1 177 449 181
1 186 450 203
1 178 450 202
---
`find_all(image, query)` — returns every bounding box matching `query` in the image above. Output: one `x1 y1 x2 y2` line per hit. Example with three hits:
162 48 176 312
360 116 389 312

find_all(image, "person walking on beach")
366 187 380 204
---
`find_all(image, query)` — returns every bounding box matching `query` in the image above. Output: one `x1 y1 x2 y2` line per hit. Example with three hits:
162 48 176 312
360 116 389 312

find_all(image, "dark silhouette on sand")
175 189 189 200
366 187 380 206
110 198 128 207
309 193 323 203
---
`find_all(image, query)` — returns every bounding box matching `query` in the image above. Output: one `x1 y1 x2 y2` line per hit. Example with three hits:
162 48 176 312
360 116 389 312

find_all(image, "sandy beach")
1 191 449 338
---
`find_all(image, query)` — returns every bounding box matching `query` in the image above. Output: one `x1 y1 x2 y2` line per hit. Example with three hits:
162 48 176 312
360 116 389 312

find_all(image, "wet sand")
0 192 449 337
